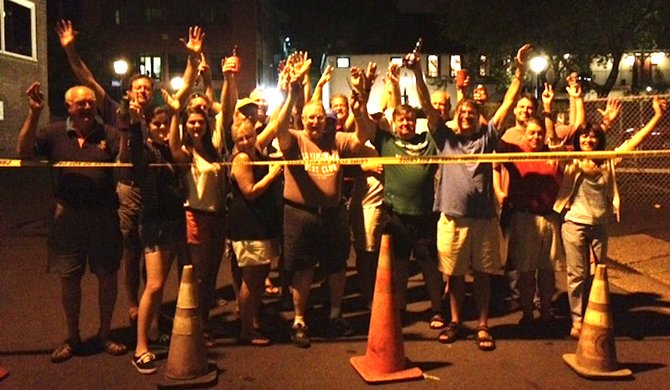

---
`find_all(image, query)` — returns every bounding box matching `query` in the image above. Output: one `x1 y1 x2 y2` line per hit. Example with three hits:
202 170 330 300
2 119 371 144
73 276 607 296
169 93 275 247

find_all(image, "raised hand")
349 66 367 95
221 56 238 75
289 54 312 85
541 82 554 108
350 90 364 117
515 43 532 68
316 65 334 88
25 82 45 112
566 82 582 98
653 97 668 116
128 96 143 124
597 98 621 123
277 60 290 92
56 19 77 48
385 62 400 85
162 89 180 113
364 62 378 91
180 26 205 57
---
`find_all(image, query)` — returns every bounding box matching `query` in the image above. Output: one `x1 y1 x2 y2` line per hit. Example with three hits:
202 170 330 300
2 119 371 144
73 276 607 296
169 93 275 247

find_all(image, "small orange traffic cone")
350 234 423 383
159 265 217 388
563 264 632 379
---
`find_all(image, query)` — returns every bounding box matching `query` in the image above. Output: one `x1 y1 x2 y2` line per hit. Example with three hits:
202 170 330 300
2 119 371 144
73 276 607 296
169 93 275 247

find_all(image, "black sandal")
476 326 496 351
51 338 81 363
438 322 461 344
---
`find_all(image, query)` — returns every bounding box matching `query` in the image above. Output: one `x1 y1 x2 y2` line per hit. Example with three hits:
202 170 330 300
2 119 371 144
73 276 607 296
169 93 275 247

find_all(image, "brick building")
0 0 49 158
47 0 284 117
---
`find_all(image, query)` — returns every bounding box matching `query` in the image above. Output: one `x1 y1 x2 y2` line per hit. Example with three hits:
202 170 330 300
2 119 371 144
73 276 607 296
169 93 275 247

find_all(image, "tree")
438 0 667 96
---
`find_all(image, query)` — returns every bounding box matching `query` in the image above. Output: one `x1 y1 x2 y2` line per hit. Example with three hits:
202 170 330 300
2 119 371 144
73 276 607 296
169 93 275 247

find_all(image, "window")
479 55 488 77
1 0 37 60
138 56 162 80
427 55 439 78
450 55 461 78
336 57 350 68
390 56 403 67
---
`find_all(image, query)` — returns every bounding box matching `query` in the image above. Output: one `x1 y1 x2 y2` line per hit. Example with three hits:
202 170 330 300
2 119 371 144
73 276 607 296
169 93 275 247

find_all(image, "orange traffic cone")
350 234 423 383
159 265 217 388
563 264 632 379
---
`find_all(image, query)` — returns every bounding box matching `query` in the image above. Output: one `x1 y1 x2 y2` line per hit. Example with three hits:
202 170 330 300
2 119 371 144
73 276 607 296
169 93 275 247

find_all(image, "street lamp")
113 59 129 100
170 76 184 91
529 55 548 99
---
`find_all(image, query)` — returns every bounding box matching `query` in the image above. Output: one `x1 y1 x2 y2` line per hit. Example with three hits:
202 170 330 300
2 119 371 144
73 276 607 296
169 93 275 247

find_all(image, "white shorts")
350 205 383 252
232 238 280 267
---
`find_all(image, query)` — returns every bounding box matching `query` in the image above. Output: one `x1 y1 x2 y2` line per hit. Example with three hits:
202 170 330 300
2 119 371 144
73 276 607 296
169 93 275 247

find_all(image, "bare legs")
135 249 174 356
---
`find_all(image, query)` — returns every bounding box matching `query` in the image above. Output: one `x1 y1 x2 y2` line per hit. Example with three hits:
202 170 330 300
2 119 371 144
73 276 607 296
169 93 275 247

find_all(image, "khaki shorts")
232 239 280 267
437 214 501 276
507 211 565 273
350 205 383 252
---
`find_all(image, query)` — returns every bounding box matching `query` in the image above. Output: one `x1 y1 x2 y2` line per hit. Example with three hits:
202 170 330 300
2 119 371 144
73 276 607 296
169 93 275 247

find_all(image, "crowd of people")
16 22 668 375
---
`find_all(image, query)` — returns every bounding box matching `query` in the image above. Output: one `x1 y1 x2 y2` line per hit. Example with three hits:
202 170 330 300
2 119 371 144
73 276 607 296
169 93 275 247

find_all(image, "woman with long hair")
169 102 226 332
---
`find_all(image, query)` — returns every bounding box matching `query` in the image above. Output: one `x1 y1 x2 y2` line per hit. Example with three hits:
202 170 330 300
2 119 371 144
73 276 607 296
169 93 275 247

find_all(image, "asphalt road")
1 170 669 389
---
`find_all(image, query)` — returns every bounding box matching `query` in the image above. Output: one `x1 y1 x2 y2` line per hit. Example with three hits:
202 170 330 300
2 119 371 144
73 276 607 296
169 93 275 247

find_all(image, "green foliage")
438 0 667 96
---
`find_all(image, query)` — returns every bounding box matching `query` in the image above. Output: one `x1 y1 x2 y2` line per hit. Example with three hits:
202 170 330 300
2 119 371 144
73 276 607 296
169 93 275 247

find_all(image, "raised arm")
405 50 442 131
174 26 205 107
198 53 221 115
619 97 667 151
312 65 334 103
597 98 621 133
555 82 585 142
540 82 558 146
350 89 376 147
277 59 310 152
56 20 106 108
164 89 190 163
257 86 294 151
380 62 401 112
17 82 44 158
122 97 146 167
568 82 585 130
218 56 239 133
490 43 531 130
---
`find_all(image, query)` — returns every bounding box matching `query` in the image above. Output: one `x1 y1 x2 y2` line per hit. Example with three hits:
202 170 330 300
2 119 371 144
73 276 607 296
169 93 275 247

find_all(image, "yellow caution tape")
1 149 670 168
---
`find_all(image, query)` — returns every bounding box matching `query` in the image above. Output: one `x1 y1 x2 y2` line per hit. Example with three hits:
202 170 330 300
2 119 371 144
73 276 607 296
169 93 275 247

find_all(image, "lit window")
336 57 350 68
138 56 162 79
479 55 488 77
427 55 439 78
390 56 403 67
1 0 37 60
450 55 461 77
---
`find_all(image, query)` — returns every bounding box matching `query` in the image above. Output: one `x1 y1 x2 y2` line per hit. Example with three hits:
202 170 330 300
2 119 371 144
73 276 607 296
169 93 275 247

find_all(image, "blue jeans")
561 220 608 324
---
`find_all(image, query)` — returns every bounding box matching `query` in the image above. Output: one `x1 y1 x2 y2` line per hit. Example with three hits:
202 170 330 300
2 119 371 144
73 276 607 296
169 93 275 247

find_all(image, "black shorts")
283 202 350 274
140 217 185 254
383 209 438 263
47 202 122 277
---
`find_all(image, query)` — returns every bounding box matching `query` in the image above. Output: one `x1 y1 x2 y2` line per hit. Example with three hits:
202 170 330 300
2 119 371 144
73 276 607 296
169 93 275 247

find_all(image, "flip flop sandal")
240 330 271 347
476 326 496 351
100 339 128 356
438 322 462 344
264 281 280 296
51 338 80 363
429 313 446 329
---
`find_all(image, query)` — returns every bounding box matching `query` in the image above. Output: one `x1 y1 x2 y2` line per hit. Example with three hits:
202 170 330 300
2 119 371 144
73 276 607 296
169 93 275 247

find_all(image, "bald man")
18 83 128 363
